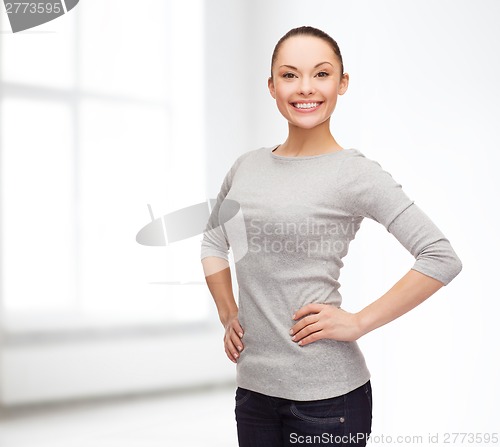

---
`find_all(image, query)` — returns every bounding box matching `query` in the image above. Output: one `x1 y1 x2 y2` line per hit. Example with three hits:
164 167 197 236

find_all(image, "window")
0 0 208 330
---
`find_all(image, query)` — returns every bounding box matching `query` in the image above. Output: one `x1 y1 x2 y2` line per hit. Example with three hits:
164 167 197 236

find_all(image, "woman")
200 26 462 447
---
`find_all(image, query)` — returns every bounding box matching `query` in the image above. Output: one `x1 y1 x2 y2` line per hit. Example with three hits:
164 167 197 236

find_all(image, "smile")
291 102 323 110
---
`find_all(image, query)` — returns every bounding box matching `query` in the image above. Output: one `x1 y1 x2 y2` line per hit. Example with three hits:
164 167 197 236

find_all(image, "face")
268 36 349 130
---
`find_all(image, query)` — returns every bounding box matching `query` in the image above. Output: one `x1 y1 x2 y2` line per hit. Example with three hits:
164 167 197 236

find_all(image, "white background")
1 0 499 443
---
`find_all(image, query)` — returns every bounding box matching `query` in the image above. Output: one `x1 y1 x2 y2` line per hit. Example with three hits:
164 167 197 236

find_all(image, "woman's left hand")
289 303 362 345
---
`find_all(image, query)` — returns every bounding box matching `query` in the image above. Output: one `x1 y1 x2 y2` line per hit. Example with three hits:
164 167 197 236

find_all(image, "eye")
316 71 330 78
282 72 297 79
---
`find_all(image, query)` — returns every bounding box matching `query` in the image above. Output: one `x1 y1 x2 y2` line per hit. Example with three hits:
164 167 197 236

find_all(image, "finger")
224 335 240 361
290 314 319 336
230 330 244 352
292 322 321 342
296 329 325 347
232 320 244 338
293 303 325 320
224 343 238 362
224 344 237 363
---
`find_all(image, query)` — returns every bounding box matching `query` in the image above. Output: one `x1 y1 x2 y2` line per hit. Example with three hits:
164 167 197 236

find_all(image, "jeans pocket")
235 387 252 407
290 395 346 424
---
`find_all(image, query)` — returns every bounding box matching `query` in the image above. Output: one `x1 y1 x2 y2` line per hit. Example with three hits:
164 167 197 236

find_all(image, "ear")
268 76 276 99
338 72 349 96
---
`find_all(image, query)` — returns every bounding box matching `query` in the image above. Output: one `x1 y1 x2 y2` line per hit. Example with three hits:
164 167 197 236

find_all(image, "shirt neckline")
270 144 356 160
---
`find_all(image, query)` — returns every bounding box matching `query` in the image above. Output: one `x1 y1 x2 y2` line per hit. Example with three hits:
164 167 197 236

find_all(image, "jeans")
235 381 372 447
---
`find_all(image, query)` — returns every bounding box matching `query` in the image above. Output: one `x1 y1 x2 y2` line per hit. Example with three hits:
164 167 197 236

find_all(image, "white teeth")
294 102 320 109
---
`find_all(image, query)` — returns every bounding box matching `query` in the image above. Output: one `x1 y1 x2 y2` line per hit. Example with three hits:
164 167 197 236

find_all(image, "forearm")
201 256 238 326
356 269 444 337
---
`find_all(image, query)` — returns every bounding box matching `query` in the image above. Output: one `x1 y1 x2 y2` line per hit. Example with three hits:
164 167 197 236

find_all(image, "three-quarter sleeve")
387 203 462 285
337 153 462 286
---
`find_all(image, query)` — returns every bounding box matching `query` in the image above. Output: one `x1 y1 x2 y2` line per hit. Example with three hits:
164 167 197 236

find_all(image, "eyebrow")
279 61 334 70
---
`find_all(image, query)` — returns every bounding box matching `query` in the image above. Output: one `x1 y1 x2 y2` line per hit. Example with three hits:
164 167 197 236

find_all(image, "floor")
0 384 238 447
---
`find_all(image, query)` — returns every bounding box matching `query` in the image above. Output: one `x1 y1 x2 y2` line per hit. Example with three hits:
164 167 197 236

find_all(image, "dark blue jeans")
235 381 372 446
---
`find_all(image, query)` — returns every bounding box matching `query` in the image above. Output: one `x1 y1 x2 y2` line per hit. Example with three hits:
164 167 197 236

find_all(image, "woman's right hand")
222 313 244 363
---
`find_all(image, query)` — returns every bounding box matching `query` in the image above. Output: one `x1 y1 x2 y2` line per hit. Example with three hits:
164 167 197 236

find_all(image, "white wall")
203 1 251 196
0 328 232 407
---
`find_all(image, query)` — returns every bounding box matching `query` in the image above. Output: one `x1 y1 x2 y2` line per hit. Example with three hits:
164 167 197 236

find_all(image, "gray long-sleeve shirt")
200 145 462 401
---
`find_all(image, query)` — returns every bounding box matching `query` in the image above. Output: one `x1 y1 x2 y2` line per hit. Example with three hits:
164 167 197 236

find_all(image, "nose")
298 77 315 96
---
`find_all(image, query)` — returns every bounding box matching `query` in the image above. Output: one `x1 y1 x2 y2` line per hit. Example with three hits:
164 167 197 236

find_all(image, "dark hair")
270 26 344 79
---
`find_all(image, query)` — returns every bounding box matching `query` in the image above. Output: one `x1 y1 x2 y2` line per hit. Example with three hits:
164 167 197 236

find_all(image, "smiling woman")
200 25 462 447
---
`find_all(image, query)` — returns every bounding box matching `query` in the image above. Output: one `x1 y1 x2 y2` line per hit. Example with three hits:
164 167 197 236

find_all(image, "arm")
290 269 444 345
291 203 463 344
291 209 462 345
200 152 253 362
290 154 462 345
201 256 244 363
356 268 443 335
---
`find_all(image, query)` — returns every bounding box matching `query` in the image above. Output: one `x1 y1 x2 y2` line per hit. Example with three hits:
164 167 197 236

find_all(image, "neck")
279 119 342 156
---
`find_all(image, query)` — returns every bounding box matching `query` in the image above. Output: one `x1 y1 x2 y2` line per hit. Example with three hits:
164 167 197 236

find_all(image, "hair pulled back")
270 26 344 79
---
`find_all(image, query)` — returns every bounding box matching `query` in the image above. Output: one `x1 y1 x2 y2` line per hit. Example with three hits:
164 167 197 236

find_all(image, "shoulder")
232 146 267 167
224 146 268 183
335 149 394 195
339 148 387 178
230 145 276 172
336 149 414 225
336 148 408 197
